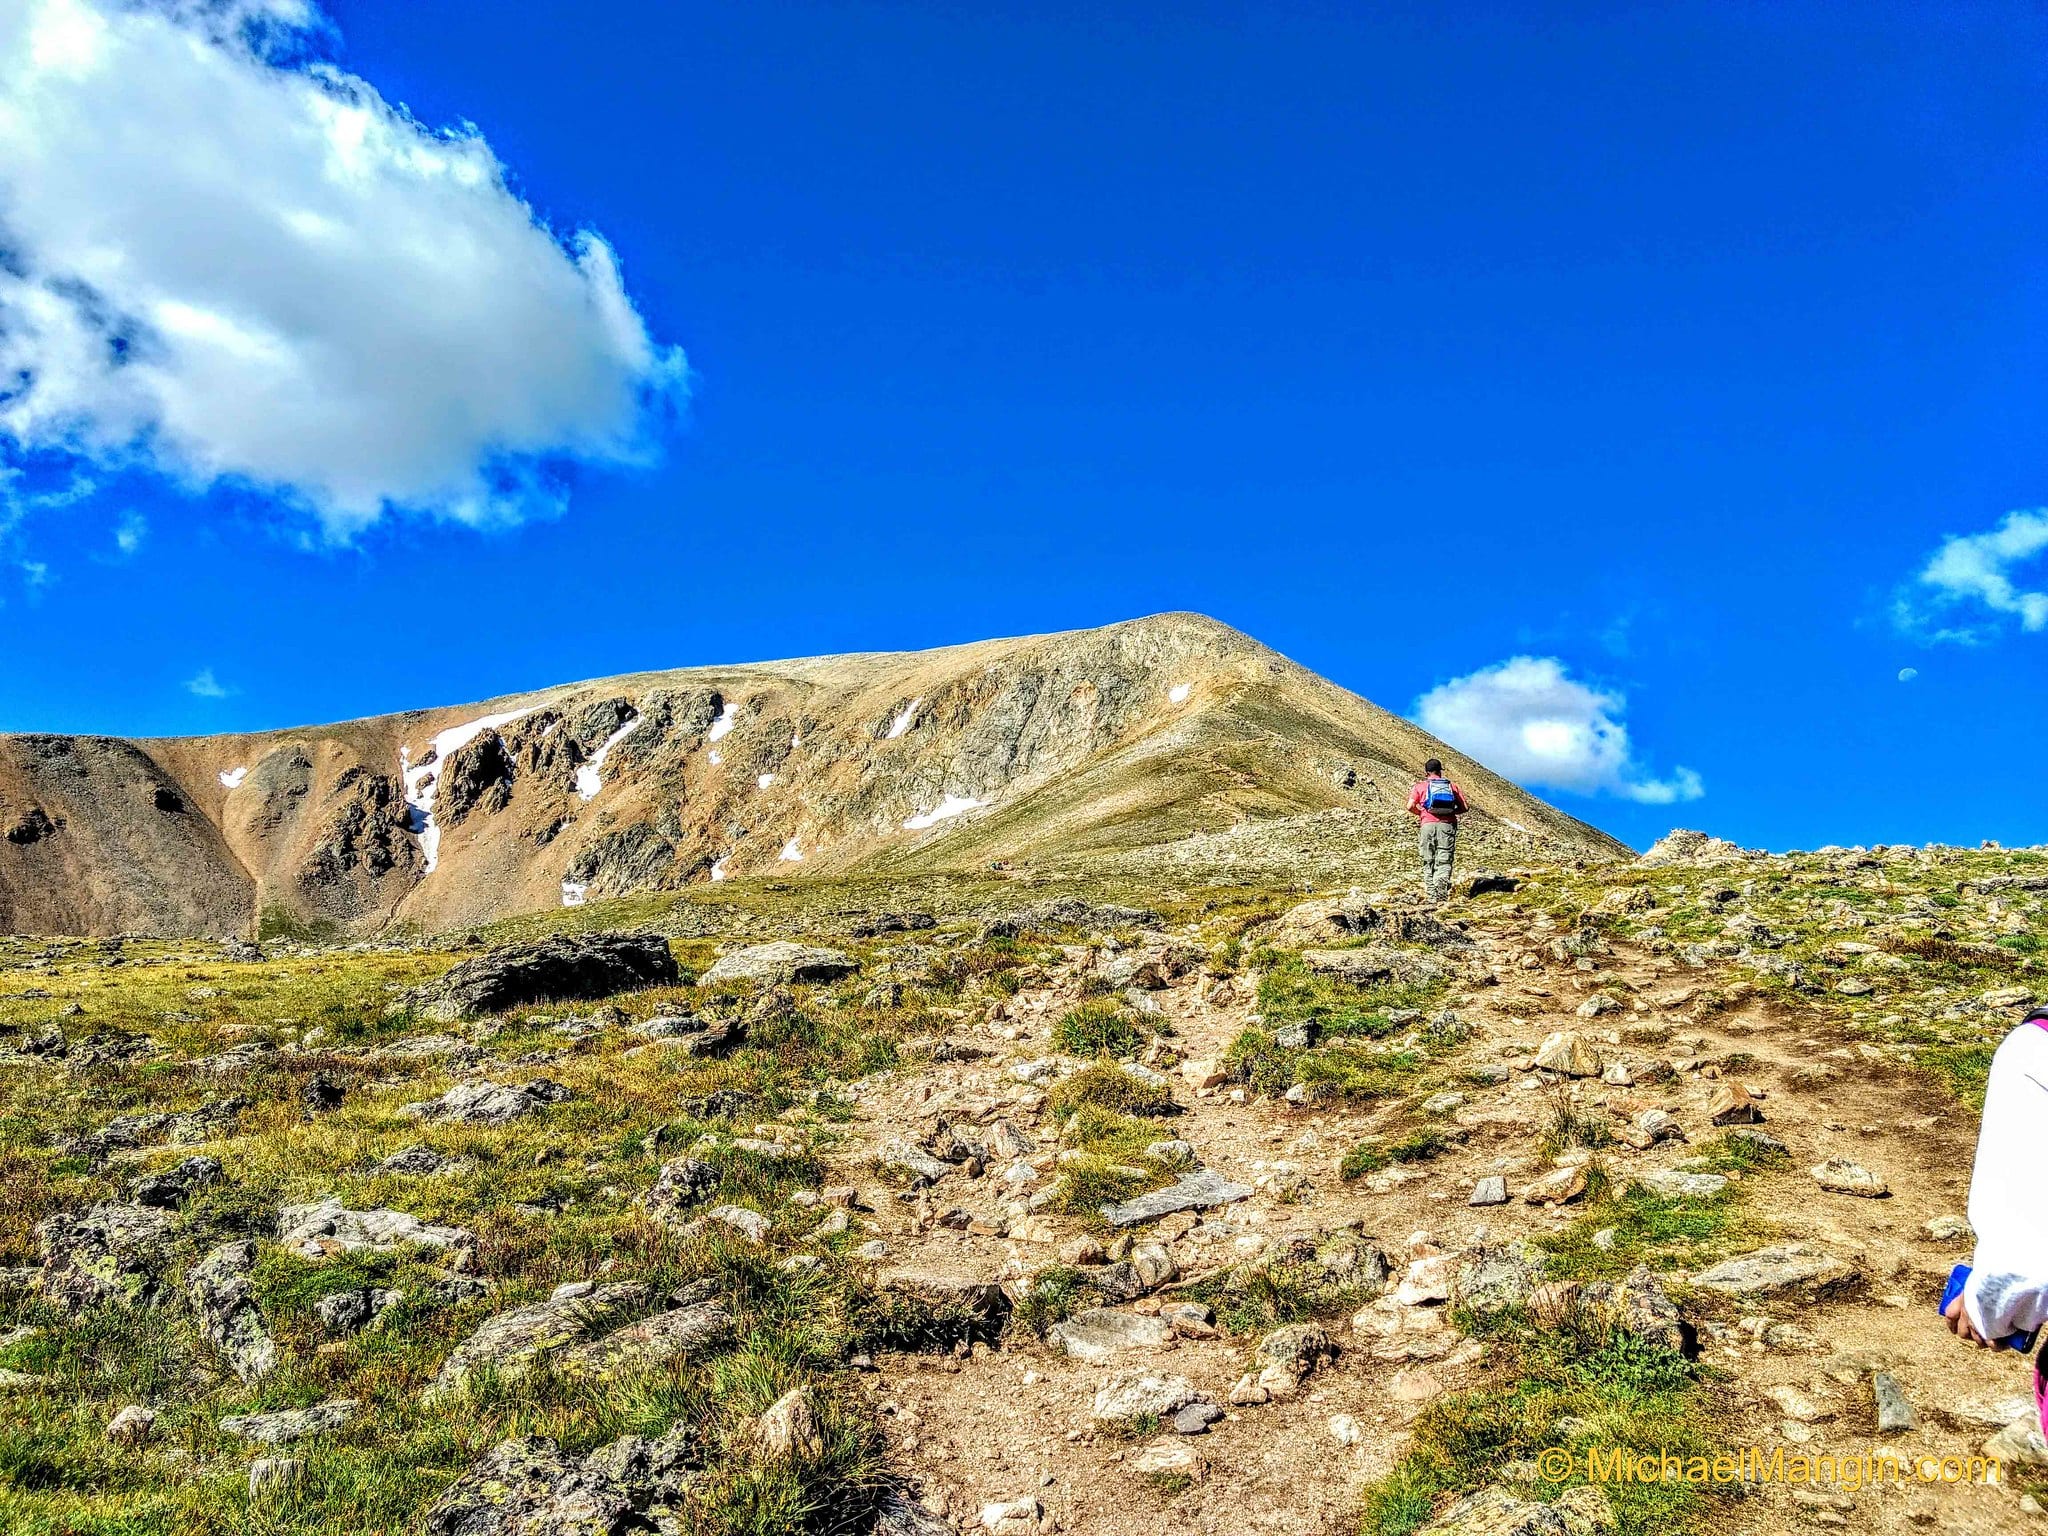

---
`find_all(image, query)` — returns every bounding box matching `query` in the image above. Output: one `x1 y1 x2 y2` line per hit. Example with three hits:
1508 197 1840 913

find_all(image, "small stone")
1766 1385 1823 1421
105 1405 155 1446
1707 1084 1764 1125
1532 1031 1602 1076
1130 1440 1205 1482
1638 1170 1727 1200
1811 1160 1889 1199
1523 1164 1589 1205
1922 1215 1970 1242
1468 1176 1508 1207
248 1458 304 1498
980 1495 1045 1535
1171 1401 1224 1435
1389 1367 1442 1403
753 1387 824 1462
1871 1372 1915 1434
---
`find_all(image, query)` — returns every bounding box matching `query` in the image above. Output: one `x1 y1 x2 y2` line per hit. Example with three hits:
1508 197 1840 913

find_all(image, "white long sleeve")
1964 1021 2048 1341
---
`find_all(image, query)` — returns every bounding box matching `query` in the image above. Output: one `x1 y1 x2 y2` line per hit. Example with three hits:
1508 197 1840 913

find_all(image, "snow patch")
708 749 722 766
400 706 536 874
885 697 922 739
560 880 588 907
218 766 248 789
709 855 731 882
1501 819 1531 834
574 711 643 801
778 837 804 862
904 794 984 831
790 731 801 749
1168 682 1192 704
757 773 775 789
707 700 738 742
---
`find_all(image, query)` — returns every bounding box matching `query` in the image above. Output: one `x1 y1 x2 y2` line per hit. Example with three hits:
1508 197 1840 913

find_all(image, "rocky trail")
0 836 2043 1535
836 889 2042 1535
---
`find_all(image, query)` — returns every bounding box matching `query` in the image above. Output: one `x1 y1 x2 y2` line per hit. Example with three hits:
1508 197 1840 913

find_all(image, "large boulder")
699 942 860 988
421 1436 645 1536
1690 1244 1861 1300
399 1080 570 1126
1299 946 1452 988
1091 1372 1203 1427
979 899 1162 940
427 1283 650 1400
36 1203 176 1312
1047 1308 1173 1362
276 1199 473 1261
550 1299 732 1382
407 932 678 1021
189 1241 278 1382
1267 896 1473 952
1101 1169 1251 1228
1416 1487 1570 1536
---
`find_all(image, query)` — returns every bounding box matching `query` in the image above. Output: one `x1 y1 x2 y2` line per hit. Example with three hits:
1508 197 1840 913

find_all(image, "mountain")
0 614 1627 938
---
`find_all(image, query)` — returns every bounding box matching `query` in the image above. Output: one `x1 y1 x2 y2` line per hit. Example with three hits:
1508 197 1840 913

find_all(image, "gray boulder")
639 1159 720 1219
700 942 860 987
36 1203 175 1312
427 1283 650 1400
276 1199 473 1261
398 1080 569 1125
220 1399 357 1444
421 1435 643 1536
1048 1308 1172 1362
189 1241 277 1382
1690 1244 1860 1299
407 931 678 1021
1101 1169 1251 1228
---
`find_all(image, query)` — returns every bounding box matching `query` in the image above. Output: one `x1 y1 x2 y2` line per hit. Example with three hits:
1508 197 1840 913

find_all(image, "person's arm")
1453 785 1469 815
1405 786 1422 819
1959 1023 2048 1342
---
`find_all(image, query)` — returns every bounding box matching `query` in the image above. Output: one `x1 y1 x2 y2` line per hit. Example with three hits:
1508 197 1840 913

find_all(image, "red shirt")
1408 778 1467 825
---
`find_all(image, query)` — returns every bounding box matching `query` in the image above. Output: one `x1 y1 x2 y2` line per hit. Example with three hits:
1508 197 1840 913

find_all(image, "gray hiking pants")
1419 821 1456 902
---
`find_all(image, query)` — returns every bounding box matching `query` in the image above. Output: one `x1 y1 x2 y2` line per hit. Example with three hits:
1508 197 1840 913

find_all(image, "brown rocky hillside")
0 614 1625 938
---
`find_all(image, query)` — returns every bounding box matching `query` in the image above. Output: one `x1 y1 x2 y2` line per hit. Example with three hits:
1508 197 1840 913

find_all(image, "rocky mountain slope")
0 614 1626 939
0 838 2042 1535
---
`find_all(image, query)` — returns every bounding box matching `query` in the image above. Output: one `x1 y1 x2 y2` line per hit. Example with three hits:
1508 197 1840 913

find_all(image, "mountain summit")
0 614 1624 937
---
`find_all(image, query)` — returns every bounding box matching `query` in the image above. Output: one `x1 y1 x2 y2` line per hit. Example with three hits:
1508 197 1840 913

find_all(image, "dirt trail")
841 913 2040 1535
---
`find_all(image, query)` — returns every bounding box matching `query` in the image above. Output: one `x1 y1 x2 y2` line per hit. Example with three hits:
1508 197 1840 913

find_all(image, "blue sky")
1 0 2043 853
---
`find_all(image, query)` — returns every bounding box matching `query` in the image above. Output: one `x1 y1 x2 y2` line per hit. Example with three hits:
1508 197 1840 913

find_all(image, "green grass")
1255 951 1449 1041
1047 1063 1176 1118
1359 1303 1726 1536
1339 1128 1451 1180
1534 1183 1769 1282
1050 1002 1145 1057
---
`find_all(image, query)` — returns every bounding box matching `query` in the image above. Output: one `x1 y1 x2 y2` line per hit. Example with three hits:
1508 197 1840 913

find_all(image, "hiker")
1406 757 1467 903
1942 1005 2048 1439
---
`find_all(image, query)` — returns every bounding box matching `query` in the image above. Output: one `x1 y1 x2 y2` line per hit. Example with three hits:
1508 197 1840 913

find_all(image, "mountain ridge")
0 613 1628 938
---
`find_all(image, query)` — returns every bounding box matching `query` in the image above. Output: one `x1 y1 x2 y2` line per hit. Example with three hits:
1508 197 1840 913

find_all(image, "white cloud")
0 0 684 538
1898 509 2048 642
1414 656 1703 805
113 511 145 555
185 667 229 698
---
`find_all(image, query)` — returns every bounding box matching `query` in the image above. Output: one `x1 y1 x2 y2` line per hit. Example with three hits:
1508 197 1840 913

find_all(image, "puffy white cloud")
1414 656 1703 805
113 511 145 555
0 0 684 537
1898 510 2048 642
185 667 229 698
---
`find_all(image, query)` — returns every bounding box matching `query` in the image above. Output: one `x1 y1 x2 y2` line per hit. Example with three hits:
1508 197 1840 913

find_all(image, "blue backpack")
1423 776 1459 815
